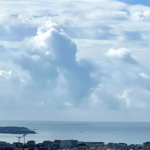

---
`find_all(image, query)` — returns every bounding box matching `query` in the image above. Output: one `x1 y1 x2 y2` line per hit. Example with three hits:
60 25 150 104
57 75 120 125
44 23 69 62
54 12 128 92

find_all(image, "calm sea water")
0 121 150 144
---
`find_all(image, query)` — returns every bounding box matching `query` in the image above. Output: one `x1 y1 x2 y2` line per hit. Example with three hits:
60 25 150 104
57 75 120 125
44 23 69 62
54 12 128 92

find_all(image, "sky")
119 0 150 6
0 0 150 121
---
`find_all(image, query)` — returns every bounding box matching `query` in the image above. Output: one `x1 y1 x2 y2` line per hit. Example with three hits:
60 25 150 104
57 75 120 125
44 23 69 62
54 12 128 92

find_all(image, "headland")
0 126 36 134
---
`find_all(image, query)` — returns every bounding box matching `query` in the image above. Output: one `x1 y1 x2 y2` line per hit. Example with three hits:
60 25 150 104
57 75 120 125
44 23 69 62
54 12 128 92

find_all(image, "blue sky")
0 0 150 121
119 0 150 6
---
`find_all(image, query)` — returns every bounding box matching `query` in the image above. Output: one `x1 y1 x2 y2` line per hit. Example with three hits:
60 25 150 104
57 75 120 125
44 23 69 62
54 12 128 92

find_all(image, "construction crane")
22 134 27 145
17 136 21 143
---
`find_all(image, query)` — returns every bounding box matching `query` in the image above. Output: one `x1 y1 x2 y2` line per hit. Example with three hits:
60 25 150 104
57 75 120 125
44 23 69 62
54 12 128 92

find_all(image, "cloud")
0 22 37 41
123 31 143 41
119 88 150 109
0 44 7 53
0 70 12 79
129 9 150 21
136 73 150 90
90 87 120 110
0 0 150 121
140 72 150 79
106 48 138 65
62 26 116 40
13 22 100 105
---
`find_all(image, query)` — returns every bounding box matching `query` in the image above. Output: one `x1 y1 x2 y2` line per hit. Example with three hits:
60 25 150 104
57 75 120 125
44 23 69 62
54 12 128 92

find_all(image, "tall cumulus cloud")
13 22 100 105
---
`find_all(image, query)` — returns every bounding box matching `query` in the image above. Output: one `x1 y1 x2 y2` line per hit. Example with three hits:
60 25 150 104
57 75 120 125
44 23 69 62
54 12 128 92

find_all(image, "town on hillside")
0 139 150 150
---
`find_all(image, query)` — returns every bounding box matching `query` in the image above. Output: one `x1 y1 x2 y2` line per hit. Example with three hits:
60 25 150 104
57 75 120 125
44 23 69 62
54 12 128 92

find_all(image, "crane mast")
17 136 21 142
23 134 27 145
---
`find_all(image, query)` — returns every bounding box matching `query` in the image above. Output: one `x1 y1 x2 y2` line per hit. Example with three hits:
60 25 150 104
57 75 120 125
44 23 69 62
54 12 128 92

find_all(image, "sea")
0 121 150 144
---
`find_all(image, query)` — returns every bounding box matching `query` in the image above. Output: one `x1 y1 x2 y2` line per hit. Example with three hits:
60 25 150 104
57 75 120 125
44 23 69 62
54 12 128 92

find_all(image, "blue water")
0 121 150 144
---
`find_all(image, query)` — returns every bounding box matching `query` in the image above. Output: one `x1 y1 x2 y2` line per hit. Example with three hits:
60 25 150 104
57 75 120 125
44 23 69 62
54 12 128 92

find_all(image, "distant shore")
0 126 37 134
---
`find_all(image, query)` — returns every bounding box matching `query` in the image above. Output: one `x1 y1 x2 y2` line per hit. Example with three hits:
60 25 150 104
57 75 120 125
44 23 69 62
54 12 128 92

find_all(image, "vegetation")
0 126 36 134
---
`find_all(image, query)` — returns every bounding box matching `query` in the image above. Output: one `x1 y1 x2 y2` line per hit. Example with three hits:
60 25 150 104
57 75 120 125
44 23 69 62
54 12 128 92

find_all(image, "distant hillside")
0 126 37 134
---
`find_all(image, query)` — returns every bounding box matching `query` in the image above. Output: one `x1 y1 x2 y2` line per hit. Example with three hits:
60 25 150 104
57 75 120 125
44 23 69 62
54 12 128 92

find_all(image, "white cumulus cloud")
106 48 138 65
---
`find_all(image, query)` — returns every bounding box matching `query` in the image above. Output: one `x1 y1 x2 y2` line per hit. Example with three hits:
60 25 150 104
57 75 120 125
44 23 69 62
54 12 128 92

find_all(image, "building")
42 141 52 147
53 140 61 144
0 148 12 150
0 141 11 148
143 141 150 149
59 140 78 149
36 143 44 148
78 142 86 147
27 141 36 148
95 142 105 147
118 143 128 149
107 142 114 148
12 142 23 148
78 142 87 150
